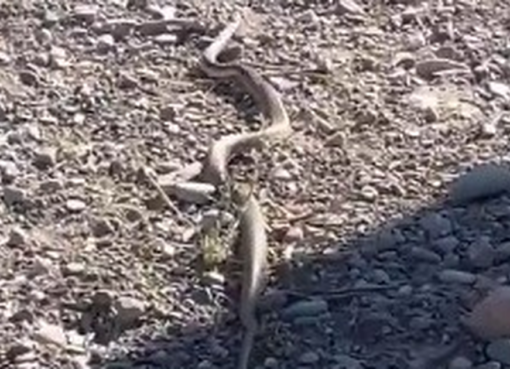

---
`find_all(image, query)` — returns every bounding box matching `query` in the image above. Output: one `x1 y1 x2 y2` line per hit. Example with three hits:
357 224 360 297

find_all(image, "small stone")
487 81 510 101
114 297 146 326
282 299 328 320
3 185 26 206
0 160 19 183
433 236 460 254
272 167 293 181
6 340 34 361
147 5 176 20
371 269 390 284
423 105 439 122
66 199 86 213
36 28 52 44
468 236 495 269
298 9 320 25
465 287 510 340
62 262 86 277
486 340 510 365
449 356 473 369
202 271 225 286
394 52 416 69
410 246 442 263
33 147 57 169
73 5 98 23
197 360 213 369
161 243 176 258
481 122 498 137
264 357 279 368
0 51 11 65
495 242 510 262
91 217 115 237
283 226 303 243
103 19 137 39
153 34 178 46
49 46 68 68
19 69 40 87
29 257 54 277
334 354 363 369
137 20 171 36
9 308 34 323
360 185 378 201
450 164 510 205
34 321 67 348
7 227 28 247
336 0 365 15
475 362 501 369
438 270 477 284
39 179 63 192
92 290 114 308
299 351 320 364
97 34 115 53
42 10 59 27
420 213 452 239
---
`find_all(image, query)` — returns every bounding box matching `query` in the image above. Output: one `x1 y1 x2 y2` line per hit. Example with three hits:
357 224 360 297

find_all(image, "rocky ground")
2 0 510 368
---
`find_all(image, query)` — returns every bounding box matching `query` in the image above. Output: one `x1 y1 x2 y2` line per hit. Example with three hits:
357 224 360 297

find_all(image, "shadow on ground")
93 162 510 369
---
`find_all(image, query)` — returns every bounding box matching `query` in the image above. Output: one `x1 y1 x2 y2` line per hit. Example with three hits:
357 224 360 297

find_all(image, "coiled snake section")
198 13 292 369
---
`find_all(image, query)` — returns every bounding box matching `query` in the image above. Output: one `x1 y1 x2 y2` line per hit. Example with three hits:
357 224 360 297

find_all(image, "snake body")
198 14 291 369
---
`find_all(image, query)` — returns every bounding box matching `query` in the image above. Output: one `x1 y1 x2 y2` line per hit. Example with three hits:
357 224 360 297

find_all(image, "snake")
197 12 292 369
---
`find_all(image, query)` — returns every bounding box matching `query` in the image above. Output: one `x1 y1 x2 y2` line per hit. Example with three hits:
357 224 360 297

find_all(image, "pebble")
420 213 452 239
486 340 510 365
449 164 510 205
333 354 363 369
114 296 146 326
467 236 495 269
153 34 178 46
487 81 510 100
495 242 510 262
438 269 477 284
73 5 98 23
475 362 502 369
34 320 67 348
147 5 176 20
3 185 26 206
7 227 28 247
410 246 442 263
272 167 293 181
433 236 459 254
299 351 320 364
449 356 473 369
5 340 33 361
97 34 116 53
360 185 379 201
0 160 19 183
281 299 328 320
465 287 510 339
33 147 57 169
336 0 365 15
283 226 304 243
19 69 40 87
62 262 86 277
66 199 87 213
91 217 115 237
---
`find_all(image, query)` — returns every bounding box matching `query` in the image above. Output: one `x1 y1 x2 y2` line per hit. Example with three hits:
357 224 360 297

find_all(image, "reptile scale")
198 12 292 369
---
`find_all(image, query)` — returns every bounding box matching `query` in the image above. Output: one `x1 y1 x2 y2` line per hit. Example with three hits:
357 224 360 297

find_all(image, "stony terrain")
2 0 510 368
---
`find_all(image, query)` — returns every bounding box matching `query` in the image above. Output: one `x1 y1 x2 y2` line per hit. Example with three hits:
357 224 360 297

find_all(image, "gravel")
1 0 510 368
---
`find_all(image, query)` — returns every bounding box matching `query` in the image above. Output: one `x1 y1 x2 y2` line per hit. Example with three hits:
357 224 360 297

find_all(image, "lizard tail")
237 327 256 369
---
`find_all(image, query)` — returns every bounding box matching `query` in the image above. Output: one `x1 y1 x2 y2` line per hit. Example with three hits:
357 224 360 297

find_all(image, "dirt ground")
1 0 510 368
